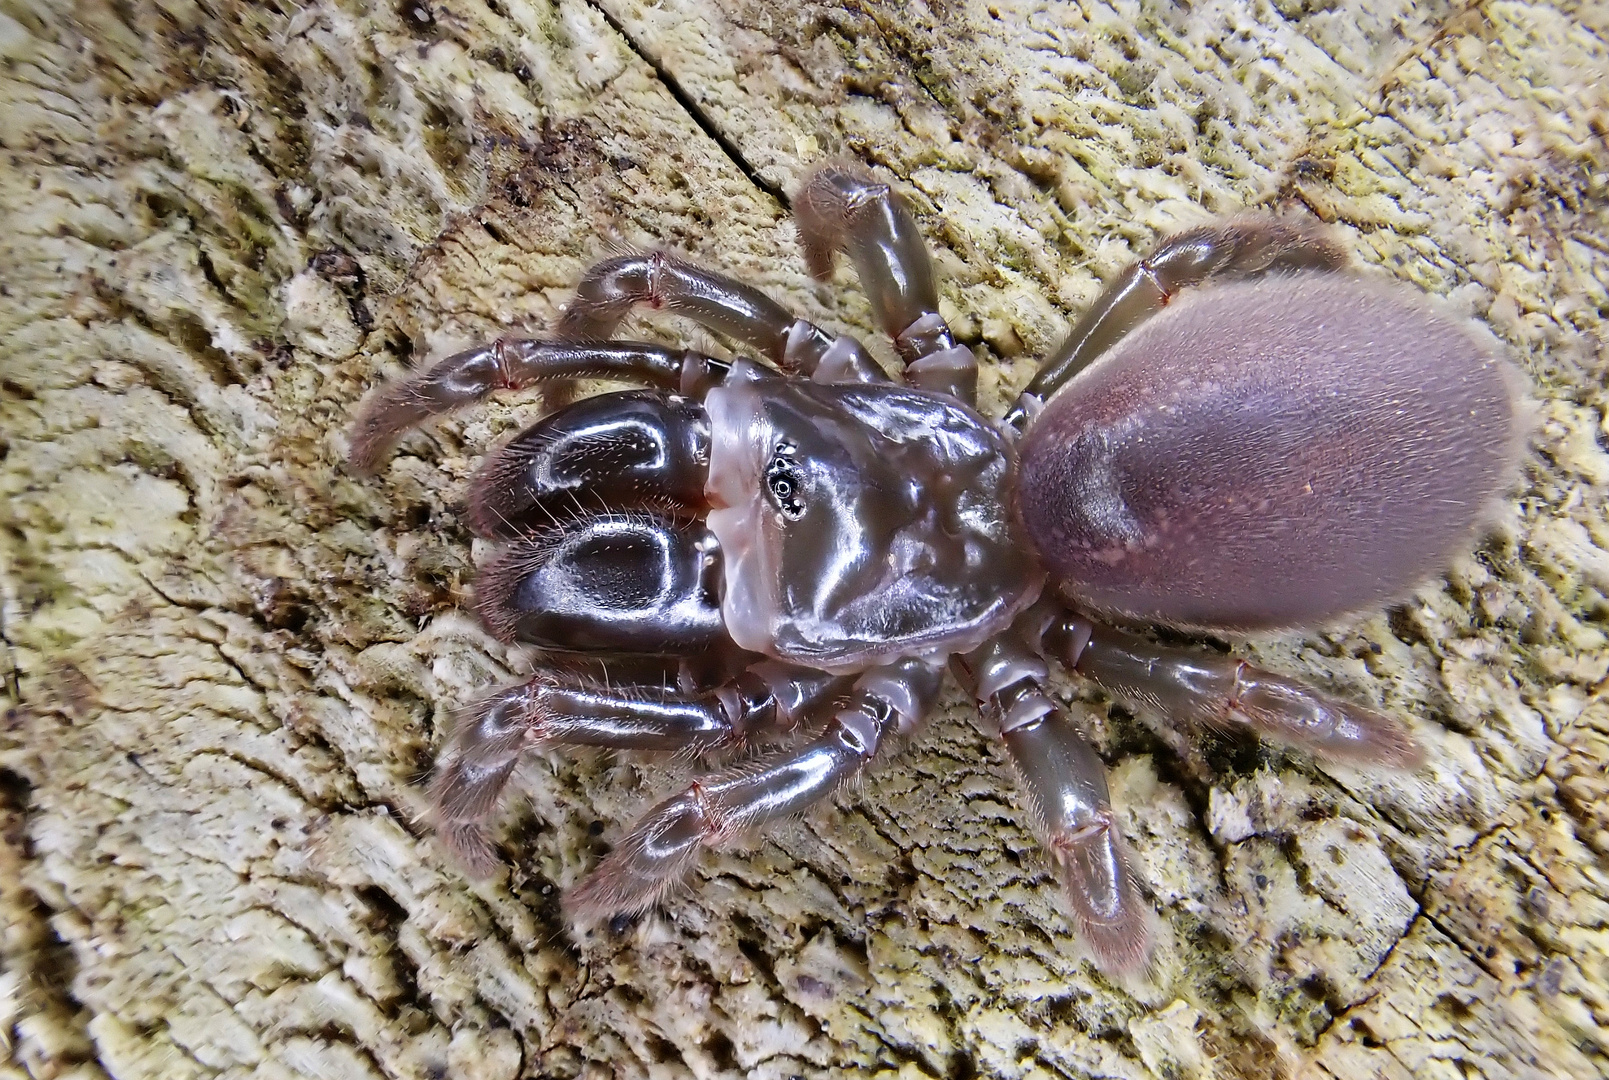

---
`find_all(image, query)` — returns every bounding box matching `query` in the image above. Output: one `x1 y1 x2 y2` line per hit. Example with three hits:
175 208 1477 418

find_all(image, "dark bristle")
473 539 555 643
466 433 552 540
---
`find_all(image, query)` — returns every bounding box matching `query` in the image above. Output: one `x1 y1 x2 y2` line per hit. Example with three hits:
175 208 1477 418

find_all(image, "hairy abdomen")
1014 275 1521 631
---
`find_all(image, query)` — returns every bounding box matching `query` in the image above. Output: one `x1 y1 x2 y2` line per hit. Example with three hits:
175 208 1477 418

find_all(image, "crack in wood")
583 0 791 209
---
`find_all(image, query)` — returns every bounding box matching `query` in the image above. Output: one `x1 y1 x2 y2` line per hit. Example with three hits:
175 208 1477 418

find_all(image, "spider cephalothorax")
350 163 1520 972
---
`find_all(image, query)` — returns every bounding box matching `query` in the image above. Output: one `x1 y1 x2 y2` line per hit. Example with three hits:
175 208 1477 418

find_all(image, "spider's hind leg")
1043 616 1423 768
958 626 1153 975
1005 217 1347 431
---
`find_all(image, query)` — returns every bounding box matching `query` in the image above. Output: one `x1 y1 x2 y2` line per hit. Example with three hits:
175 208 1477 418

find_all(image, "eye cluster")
764 439 806 519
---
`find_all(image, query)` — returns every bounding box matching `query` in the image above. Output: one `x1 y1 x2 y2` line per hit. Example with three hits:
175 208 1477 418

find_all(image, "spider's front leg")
564 656 947 919
557 249 888 386
346 239 895 475
555 166 979 401
351 162 978 476
431 659 854 874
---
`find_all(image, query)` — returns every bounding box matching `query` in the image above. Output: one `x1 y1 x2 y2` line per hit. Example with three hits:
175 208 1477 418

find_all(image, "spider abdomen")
1014 274 1521 631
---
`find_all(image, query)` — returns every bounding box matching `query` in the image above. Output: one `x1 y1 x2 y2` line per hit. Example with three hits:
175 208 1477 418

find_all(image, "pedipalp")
349 337 729 472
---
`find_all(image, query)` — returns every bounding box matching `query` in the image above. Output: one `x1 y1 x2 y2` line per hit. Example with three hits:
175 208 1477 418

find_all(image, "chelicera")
350 163 1520 972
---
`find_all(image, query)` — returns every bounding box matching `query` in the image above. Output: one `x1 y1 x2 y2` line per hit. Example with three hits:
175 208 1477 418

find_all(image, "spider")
349 163 1520 973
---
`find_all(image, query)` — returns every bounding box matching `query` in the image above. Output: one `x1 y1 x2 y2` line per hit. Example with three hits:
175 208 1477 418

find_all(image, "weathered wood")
1 1 1605 1077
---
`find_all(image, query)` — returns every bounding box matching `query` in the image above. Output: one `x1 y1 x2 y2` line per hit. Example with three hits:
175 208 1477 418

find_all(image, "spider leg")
795 163 977 402
349 339 731 472
558 250 888 385
1041 615 1423 767
957 626 1151 974
564 656 946 920
431 661 853 874
1004 217 1348 431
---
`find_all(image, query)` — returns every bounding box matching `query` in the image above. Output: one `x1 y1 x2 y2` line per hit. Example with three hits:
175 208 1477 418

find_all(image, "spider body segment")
351 164 1519 972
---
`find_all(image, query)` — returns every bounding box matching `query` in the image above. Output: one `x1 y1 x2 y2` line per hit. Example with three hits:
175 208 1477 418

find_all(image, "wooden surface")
1 0 1606 1077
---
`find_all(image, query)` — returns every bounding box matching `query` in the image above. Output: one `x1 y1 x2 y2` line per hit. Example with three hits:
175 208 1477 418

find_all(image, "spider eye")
764 440 806 520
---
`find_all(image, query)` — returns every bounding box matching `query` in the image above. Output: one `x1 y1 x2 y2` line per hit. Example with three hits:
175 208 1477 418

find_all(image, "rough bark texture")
1 1 1606 1078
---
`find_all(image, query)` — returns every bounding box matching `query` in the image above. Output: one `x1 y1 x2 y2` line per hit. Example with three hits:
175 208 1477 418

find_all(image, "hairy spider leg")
430 661 854 875
794 163 979 403
349 339 731 472
348 169 972 474
564 656 946 920
1003 217 1347 432
1040 616 1423 768
557 250 888 385
957 619 1152 974
959 597 1422 975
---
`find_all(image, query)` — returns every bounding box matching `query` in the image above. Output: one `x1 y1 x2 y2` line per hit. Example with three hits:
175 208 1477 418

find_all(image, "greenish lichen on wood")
1 1 1605 1078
